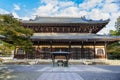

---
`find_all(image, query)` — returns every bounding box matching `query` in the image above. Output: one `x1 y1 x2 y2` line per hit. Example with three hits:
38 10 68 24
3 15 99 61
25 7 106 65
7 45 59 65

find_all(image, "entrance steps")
0 59 111 65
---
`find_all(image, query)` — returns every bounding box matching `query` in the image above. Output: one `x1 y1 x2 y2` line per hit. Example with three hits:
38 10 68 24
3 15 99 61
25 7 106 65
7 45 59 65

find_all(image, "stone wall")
106 60 120 65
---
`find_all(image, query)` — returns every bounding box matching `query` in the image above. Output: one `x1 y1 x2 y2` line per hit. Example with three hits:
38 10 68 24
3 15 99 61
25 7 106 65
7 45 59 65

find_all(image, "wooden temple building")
14 16 120 59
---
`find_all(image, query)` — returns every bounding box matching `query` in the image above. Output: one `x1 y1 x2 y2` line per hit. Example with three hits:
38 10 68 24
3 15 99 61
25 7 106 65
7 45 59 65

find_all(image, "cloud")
40 0 58 5
0 8 9 14
34 0 78 17
35 4 55 16
79 0 103 11
12 11 34 20
32 0 120 34
87 9 110 20
58 1 75 8
99 11 120 34
35 0 119 19
0 8 20 19
1 0 119 34
14 4 20 11
102 2 119 13
12 11 20 18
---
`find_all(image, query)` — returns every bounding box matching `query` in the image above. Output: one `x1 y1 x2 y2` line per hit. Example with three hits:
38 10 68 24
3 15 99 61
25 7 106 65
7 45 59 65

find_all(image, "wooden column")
50 41 53 52
69 41 71 59
14 46 17 58
50 41 53 59
69 41 71 52
94 41 96 59
81 41 84 58
104 41 108 59
39 41 43 59
52 55 55 67
65 55 69 67
36 42 40 59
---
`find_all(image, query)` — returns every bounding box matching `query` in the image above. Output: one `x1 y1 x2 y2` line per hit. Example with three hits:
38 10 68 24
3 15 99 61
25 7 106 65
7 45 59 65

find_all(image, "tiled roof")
22 16 110 24
31 33 120 41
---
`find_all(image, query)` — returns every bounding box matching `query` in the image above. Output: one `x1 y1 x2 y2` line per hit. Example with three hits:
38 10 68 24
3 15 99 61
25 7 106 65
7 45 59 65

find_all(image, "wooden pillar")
69 41 71 52
36 42 40 59
50 41 53 52
52 55 55 67
14 46 17 58
81 41 84 58
94 41 96 59
65 55 69 67
69 41 71 59
50 41 53 59
104 42 108 59
39 41 42 59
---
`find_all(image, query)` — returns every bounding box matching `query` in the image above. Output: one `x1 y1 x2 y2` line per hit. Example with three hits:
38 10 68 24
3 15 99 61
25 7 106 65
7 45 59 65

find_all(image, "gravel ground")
0 64 120 80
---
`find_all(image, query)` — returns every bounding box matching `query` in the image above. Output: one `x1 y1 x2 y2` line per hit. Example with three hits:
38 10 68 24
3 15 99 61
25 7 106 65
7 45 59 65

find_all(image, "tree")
108 16 120 59
0 14 34 55
107 42 120 59
115 16 120 32
0 41 14 56
109 16 120 36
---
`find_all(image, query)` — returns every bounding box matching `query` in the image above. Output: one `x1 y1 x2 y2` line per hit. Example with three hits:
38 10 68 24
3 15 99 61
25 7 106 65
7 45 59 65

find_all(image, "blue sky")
0 0 84 17
0 0 120 34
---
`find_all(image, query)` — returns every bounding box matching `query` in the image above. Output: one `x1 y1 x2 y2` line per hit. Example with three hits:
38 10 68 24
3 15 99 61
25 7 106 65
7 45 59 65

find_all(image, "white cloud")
56 7 79 17
0 9 20 19
14 4 20 11
0 8 9 14
105 0 115 3
12 12 20 18
79 0 103 11
12 11 34 20
40 0 58 5
0 0 119 34
102 2 119 13
1 0 119 34
35 4 55 16
87 9 110 20
58 1 75 7
32 0 120 34
34 0 81 17
98 11 120 34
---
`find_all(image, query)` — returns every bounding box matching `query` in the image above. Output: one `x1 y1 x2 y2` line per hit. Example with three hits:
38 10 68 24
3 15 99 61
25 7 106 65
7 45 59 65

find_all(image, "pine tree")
0 14 34 55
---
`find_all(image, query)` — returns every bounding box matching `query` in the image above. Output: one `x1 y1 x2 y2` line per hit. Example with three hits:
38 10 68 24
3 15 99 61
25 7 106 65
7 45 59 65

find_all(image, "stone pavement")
0 65 120 80
37 73 84 80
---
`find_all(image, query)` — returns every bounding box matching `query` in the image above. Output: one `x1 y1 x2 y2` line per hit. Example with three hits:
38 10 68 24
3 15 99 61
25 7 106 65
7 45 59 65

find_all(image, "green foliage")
115 16 120 31
108 16 120 59
109 30 119 36
109 16 120 36
107 42 120 53
0 14 34 54
0 40 14 56
107 42 120 59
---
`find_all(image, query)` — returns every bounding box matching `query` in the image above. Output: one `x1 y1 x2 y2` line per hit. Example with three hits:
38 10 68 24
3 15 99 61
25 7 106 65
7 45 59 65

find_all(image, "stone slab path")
0 65 120 80
37 73 84 80
37 66 111 72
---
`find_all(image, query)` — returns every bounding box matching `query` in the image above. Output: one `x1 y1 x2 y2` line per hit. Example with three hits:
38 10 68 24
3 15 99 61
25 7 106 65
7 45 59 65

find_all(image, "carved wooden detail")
22 23 107 33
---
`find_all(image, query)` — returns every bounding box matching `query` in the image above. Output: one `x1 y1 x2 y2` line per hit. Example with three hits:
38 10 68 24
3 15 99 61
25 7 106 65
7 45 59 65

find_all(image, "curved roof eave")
21 17 110 24
30 34 120 42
